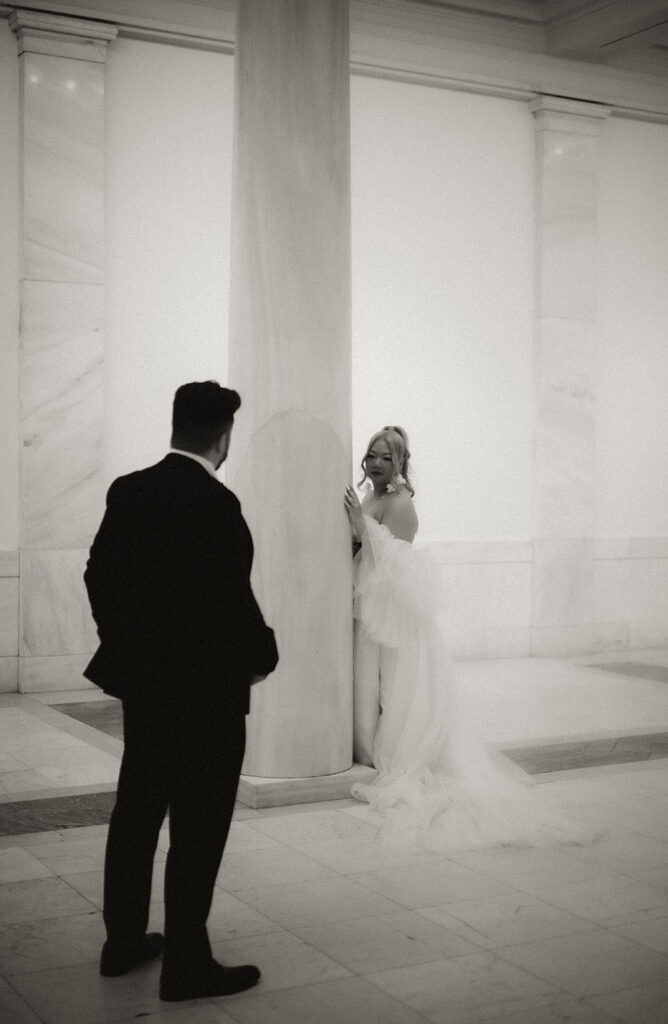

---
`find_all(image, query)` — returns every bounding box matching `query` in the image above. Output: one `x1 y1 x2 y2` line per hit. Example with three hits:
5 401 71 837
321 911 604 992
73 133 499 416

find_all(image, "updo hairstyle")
359 425 415 496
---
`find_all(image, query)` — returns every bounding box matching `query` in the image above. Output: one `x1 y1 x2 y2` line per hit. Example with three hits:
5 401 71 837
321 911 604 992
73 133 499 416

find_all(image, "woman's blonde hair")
359 425 414 496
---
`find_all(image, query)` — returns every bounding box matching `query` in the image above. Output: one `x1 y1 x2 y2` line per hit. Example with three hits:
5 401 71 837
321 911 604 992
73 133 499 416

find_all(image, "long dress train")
351 515 596 854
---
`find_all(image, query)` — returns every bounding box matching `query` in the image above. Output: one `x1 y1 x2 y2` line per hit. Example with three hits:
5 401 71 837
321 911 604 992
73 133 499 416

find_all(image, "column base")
237 763 375 809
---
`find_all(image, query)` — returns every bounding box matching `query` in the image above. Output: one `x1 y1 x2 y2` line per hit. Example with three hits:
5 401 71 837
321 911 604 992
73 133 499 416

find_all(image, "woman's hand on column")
344 486 364 540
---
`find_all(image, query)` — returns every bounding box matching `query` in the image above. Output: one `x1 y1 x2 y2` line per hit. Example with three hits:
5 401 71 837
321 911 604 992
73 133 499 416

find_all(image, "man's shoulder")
106 460 165 497
106 459 242 516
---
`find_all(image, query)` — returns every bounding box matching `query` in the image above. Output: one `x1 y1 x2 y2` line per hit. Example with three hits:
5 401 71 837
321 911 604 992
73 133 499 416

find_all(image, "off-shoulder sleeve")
353 516 442 647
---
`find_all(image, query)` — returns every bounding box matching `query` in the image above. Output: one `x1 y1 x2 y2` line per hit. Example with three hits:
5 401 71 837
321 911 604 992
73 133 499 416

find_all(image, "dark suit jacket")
83 453 278 714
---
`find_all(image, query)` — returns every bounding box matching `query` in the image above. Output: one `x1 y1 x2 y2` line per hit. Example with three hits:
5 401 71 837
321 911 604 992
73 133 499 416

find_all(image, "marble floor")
1 649 668 1023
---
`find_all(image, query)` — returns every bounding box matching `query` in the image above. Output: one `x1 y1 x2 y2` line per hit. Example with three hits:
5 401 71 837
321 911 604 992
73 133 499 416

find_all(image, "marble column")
228 0 353 778
529 96 611 657
9 10 117 691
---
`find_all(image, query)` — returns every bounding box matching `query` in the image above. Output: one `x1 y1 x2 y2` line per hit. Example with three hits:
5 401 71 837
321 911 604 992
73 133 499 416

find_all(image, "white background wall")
0 20 20 552
350 76 535 542
105 40 234 484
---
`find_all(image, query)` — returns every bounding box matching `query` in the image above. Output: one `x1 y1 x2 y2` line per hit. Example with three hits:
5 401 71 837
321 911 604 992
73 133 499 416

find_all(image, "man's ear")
216 425 233 465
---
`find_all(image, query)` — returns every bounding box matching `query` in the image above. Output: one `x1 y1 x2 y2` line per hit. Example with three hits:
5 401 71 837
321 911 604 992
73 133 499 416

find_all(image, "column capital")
529 94 612 135
8 9 118 62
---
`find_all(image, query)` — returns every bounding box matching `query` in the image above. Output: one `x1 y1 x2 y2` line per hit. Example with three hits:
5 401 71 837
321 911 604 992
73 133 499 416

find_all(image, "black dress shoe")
100 932 165 977
159 959 261 1001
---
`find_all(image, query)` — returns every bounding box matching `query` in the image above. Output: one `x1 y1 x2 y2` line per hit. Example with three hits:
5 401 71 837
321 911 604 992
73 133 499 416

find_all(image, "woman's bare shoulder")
381 487 418 541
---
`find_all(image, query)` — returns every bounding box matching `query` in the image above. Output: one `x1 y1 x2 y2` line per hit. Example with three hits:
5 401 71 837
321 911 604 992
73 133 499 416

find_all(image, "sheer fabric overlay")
351 516 596 854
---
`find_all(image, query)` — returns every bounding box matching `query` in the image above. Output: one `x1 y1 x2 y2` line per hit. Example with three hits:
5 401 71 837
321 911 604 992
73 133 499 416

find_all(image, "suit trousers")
103 691 246 973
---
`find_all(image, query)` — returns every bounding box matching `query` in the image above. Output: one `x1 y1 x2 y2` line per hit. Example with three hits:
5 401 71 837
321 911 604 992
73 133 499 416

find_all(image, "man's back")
84 453 276 709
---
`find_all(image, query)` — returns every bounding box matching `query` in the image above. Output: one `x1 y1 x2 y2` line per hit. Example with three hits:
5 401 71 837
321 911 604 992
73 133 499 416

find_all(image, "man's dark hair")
171 381 241 453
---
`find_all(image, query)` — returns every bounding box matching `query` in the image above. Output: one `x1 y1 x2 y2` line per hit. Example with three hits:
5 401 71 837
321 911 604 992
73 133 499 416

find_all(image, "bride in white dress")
344 426 594 854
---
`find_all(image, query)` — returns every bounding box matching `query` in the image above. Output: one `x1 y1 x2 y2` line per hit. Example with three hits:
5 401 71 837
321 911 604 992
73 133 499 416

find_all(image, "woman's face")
364 437 394 490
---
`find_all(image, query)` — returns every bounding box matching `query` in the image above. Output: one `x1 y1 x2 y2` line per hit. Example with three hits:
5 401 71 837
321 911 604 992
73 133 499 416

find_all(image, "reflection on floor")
1 649 668 1023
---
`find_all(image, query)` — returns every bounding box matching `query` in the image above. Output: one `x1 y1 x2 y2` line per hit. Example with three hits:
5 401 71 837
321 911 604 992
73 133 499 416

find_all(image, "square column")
9 10 117 691
530 96 611 656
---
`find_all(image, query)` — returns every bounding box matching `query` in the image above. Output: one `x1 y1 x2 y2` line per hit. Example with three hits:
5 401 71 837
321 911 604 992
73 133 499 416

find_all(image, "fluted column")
228 0 352 778
530 96 611 656
10 10 117 691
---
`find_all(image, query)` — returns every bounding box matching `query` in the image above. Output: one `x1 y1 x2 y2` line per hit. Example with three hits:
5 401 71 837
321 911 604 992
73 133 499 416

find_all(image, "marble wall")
0 552 19 692
432 539 668 662
11 11 116 692
530 96 611 657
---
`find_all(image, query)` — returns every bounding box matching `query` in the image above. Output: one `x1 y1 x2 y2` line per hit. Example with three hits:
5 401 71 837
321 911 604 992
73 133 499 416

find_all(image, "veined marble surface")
235 410 353 778
19 654 93 694
533 317 596 539
0 659 18 693
229 1 352 778
20 549 97 658
22 52 104 284
530 99 608 658
21 280 103 550
0 580 19 658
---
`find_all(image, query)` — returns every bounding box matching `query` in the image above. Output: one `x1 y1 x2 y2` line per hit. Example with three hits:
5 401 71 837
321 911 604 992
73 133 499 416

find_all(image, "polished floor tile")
497 928 668 998
536 874 668 923
589 979 668 1024
211 930 351 994
0 875 94 924
223 975 427 1024
244 808 377 846
231 874 402 929
0 846 53 883
292 834 441 874
366 950 558 1024
215 845 338 893
421 890 597 947
350 857 514 908
9 959 163 1024
0 975 43 1023
482 994 624 1024
26 835 114 874
205 889 283 942
566 830 668 876
452 845 618 895
0 910 105 975
111 1007 237 1024
293 910 479 973
611 914 668 955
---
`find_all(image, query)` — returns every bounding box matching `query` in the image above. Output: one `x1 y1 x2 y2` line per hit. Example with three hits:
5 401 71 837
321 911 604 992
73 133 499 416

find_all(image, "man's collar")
169 448 218 479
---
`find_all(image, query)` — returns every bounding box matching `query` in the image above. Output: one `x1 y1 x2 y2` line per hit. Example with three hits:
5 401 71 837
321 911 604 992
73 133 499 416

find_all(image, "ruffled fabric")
351 516 597 854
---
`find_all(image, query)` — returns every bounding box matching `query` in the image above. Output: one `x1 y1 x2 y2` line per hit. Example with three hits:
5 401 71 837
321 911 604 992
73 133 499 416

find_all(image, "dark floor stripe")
57 699 123 740
589 662 668 684
506 732 668 774
0 791 117 836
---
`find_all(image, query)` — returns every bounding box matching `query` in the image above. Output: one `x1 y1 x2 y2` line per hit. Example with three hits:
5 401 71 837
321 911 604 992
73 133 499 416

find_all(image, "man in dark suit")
84 381 278 1001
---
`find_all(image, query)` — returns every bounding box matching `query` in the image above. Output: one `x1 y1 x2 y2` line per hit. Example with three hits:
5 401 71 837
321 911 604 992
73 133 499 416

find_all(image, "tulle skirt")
351 516 597 854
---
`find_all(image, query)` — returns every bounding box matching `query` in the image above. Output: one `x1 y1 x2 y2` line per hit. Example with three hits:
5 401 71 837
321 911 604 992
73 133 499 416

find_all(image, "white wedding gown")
351 515 594 854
